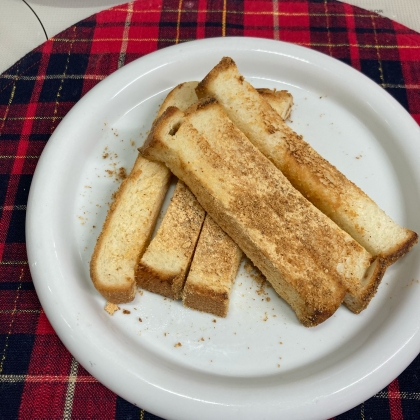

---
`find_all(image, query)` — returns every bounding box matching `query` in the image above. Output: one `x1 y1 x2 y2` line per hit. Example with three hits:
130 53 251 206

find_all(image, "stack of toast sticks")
90 57 418 327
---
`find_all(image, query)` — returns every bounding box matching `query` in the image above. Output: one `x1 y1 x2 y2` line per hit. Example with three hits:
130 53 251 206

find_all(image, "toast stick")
196 57 418 267
90 155 171 303
182 215 242 316
140 103 378 326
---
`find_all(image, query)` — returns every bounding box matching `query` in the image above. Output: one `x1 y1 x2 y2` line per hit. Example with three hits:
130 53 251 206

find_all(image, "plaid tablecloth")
1 0 419 418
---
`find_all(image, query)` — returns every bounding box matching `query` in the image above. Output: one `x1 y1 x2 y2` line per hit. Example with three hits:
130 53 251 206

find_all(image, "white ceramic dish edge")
26 37 420 420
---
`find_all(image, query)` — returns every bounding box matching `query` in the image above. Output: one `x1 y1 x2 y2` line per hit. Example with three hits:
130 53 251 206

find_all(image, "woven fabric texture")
0 0 419 418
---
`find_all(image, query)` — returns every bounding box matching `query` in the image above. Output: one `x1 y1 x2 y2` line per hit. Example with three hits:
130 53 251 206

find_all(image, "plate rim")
26 36 420 420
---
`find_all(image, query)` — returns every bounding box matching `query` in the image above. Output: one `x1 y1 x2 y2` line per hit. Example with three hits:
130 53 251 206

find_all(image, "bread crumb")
123 309 131 314
404 278 420 288
139 318 142 322
117 167 127 180
174 342 182 348
212 319 217 323
104 302 120 315
244 261 253 274
138 290 144 296
244 259 268 294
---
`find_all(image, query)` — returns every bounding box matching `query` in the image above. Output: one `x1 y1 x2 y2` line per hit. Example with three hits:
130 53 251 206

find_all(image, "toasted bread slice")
182 215 242 317
90 82 200 303
90 156 171 303
136 181 206 299
141 103 378 327
196 57 418 267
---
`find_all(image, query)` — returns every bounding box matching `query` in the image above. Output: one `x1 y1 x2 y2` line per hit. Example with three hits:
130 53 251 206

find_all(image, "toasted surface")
90 155 170 303
183 215 242 317
196 57 418 265
141 103 378 326
136 181 206 299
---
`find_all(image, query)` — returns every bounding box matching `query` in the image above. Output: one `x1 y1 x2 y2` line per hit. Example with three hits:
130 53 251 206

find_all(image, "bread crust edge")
89 170 138 304
135 262 186 300
183 282 230 317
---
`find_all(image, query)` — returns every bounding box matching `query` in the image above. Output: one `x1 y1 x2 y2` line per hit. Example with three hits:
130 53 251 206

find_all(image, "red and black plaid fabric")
0 0 419 418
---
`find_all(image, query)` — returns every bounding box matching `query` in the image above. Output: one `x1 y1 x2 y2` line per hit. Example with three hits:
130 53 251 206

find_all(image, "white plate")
26 37 420 419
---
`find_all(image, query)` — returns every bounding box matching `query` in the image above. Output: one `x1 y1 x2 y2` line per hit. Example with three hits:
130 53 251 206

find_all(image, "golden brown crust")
135 263 185 299
379 231 418 265
343 258 387 313
183 282 230 317
141 107 184 160
196 57 236 98
91 274 136 304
